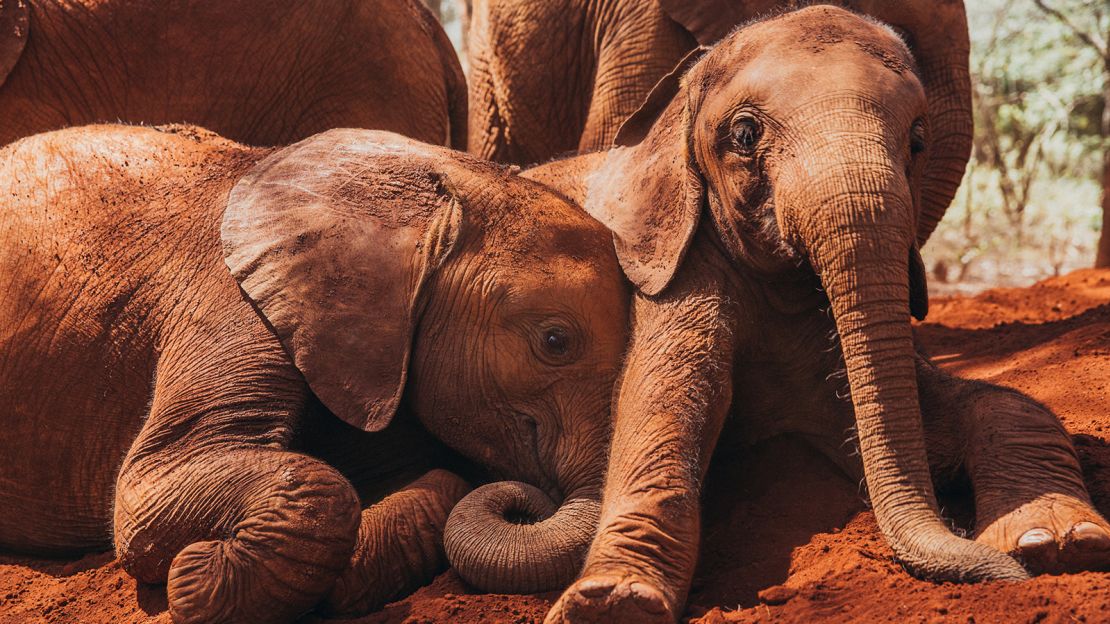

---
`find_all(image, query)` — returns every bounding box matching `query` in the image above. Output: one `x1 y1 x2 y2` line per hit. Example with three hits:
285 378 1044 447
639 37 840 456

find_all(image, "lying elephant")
525 7 1110 622
0 125 628 623
0 0 465 148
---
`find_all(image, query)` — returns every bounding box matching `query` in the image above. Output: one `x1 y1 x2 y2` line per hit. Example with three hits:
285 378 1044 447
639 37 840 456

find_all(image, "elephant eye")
730 116 762 154
910 119 927 155
542 327 570 356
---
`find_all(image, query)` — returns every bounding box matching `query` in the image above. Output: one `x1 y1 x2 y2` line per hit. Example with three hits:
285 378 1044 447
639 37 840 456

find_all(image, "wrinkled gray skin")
0 0 466 148
0 125 629 623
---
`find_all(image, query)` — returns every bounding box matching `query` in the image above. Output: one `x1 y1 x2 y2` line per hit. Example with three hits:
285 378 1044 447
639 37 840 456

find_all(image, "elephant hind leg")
115 446 360 624
916 357 1110 574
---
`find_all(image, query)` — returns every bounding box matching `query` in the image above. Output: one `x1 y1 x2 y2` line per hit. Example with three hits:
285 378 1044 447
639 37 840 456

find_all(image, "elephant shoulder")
4 124 253 190
0 125 260 265
0 0 29 88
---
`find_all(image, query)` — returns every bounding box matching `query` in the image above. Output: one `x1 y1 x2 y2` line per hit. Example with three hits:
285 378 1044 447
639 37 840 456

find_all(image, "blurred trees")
1030 0 1110 266
930 0 1108 287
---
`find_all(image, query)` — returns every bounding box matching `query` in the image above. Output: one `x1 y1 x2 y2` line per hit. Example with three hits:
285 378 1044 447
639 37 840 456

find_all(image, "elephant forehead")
701 6 918 92
701 30 924 121
763 7 914 69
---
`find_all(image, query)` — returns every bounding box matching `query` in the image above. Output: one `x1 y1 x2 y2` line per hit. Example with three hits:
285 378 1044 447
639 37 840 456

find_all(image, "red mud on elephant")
2 268 1108 623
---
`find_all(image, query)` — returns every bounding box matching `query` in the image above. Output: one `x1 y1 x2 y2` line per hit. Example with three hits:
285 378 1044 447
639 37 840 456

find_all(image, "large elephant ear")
223 129 463 432
0 0 30 87
586 62 704 296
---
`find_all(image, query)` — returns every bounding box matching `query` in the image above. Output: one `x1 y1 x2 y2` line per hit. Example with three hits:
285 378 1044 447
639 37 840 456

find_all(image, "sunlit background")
424 0 1109 294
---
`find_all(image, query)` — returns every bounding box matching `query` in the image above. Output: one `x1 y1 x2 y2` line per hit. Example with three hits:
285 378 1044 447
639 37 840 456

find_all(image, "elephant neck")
523 151 611 206
726 246 827 315
726 260 844 374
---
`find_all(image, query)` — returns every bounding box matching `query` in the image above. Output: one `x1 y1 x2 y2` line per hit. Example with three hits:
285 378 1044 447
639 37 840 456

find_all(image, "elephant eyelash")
729 116 763 154
522 316 586 367
909 119 927 155
714 106 765 151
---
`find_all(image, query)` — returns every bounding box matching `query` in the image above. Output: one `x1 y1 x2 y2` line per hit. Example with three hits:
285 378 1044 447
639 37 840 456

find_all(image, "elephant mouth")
512 411 560 497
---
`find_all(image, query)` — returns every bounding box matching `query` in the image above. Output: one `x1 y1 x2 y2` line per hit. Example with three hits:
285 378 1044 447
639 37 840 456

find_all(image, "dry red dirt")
2 269 1108 624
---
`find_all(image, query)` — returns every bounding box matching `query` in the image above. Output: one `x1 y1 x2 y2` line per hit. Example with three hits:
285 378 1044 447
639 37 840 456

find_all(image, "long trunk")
578 1 696 152
809 180 1028 582
443 481 599 593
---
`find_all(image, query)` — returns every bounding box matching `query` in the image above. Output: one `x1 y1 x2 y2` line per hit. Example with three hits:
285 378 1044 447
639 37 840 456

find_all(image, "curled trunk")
443 481 599 593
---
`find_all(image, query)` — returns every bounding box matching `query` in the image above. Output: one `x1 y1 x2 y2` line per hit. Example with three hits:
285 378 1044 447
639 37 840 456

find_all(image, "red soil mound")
2 269 1108 624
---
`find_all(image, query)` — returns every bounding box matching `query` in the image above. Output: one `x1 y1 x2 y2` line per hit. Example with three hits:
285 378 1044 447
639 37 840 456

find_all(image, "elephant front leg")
114 447 361 624
547 277 737 624
916 357 1110 574
322 469 471 616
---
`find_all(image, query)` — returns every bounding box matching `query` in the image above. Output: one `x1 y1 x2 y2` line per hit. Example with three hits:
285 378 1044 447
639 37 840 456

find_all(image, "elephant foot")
543 574 674 624
976 493 1110 574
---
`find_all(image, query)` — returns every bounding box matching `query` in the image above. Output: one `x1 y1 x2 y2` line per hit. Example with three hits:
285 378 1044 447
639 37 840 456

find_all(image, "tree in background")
1032 0 1110 267
929 0 1106 288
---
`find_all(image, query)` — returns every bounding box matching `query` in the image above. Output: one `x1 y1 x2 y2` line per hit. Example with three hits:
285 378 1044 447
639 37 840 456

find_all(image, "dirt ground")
2 269 1108 624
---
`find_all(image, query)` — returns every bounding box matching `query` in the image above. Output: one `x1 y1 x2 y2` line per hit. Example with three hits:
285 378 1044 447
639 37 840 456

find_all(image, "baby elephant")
0 125 628 623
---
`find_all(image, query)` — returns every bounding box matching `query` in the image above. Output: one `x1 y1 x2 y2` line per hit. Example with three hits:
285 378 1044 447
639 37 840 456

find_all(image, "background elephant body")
0 125 628 622
0 0 466 148
467 0 695 164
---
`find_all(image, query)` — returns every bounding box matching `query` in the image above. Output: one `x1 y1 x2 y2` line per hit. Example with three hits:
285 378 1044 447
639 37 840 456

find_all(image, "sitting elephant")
0 124 628 623
524 7 1110 623
0 0 465 148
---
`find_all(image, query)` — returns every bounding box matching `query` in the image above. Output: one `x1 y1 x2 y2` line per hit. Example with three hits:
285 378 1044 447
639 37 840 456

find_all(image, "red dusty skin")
0 270 1107 621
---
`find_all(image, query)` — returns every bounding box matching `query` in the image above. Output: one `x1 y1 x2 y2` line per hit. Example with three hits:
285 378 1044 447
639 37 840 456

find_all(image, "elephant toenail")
1018 528 1055 549
1070 522 1110 551
627 582 667 614
577 579 617 598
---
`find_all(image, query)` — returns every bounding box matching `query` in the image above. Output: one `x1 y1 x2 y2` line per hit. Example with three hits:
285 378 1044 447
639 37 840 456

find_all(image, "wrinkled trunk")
465 0 590 165
804 168 1028 582
443 481 599 593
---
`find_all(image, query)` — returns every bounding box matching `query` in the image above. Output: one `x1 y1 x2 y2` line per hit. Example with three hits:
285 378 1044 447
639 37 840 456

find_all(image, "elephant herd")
0 1 1107 623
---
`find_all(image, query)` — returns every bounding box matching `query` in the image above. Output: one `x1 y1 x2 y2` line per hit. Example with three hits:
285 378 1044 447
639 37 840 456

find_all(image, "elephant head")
655 0 973 246
470 0 971 244
579 5 1023 601
222 129 629 593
